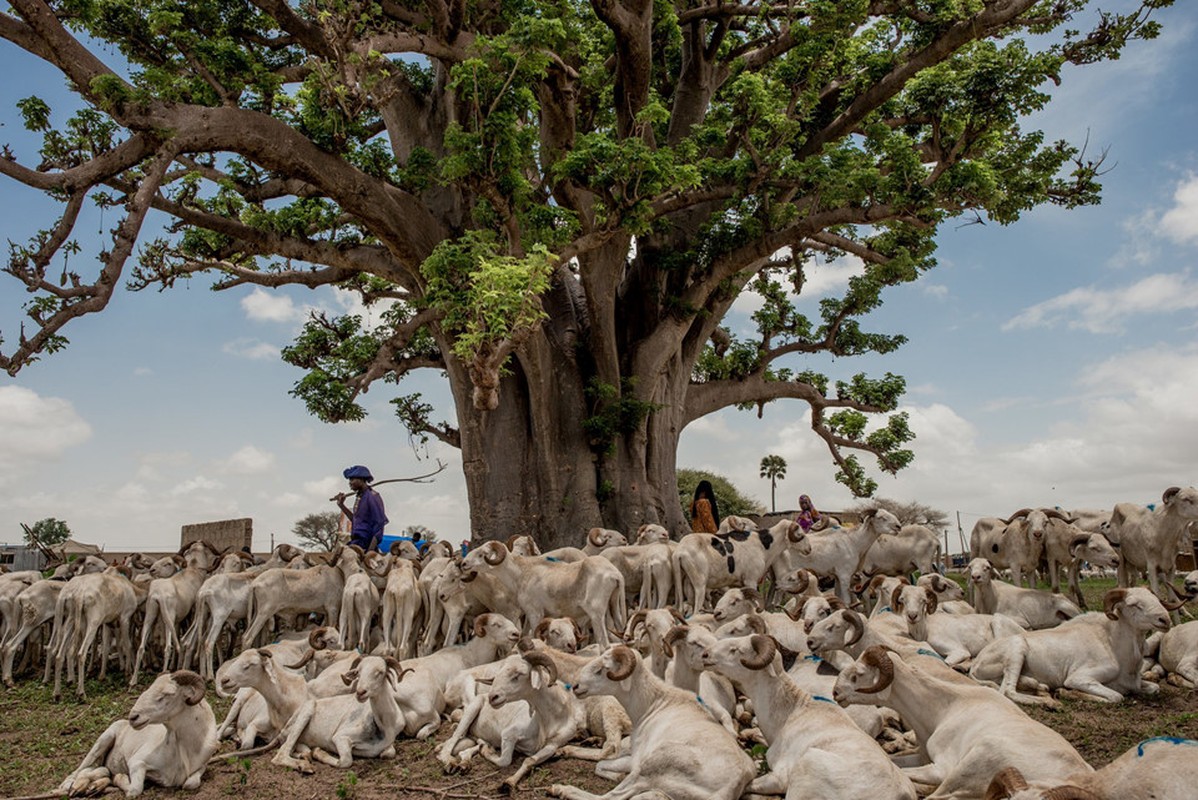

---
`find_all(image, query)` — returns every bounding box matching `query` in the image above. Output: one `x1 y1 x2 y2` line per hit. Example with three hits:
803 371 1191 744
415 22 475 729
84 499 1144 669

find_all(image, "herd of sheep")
2 485 1198 799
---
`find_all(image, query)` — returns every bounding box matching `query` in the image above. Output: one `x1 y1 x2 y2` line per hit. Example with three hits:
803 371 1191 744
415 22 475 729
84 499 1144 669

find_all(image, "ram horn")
983 767 1030 800
522 650 559 685
857 646 895 694
790 569 813 594
742 614 768 635
667 606 687 624
739 634 777 670
742 587 764 610
534 619 553 641
844 610 866 646
1103 588 1128 620
1160 581 1191 611
483 541 507 565
626 610 648 637
1001 508 1033 525
785 596 810 622
505 534 523 551
924 587 938 615
1044 508 1076 523
662 625 689 659
1162 486 1181 505
587 527 608 548
605 646 638 681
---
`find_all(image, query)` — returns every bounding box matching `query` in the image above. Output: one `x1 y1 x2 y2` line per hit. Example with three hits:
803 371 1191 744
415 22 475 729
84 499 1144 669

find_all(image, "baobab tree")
759 455 787 513
0 0 1165 547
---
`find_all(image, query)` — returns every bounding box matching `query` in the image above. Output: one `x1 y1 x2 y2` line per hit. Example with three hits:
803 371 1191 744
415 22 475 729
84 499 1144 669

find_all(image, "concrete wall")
181 517 252 552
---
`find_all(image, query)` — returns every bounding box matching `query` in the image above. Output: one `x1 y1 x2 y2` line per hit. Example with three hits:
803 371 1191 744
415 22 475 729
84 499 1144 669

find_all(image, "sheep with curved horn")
834 646 1092 799
547 644 754 800
702 634 915 799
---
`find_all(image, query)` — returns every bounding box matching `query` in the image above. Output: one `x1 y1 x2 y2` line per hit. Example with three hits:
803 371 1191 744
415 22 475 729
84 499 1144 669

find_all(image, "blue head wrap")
343 465 374 481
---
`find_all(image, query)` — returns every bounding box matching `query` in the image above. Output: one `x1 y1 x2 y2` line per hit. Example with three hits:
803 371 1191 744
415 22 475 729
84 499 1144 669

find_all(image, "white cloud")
1003 272 1198 333
222 338 280 360
241 288 307 324
731 255 865 317
923 284 949 299
133 366 153 377
221 445 276 474
0 386 92 473
169 475 224 497
1159 174 1198 245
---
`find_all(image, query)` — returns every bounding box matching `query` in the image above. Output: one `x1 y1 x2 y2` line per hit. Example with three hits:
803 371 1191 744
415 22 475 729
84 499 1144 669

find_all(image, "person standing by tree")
333 465 388 552
690 480 721 533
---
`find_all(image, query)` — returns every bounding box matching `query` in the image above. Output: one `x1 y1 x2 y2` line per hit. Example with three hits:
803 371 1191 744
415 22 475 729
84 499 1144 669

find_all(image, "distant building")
0 543 46 571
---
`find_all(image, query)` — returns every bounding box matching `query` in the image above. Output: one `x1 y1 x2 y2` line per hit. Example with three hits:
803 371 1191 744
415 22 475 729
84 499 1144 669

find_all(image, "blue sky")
2 3 1197 553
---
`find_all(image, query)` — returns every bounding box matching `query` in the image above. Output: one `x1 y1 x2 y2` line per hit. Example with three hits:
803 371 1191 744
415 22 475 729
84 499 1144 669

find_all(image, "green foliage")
677 469 764 521
23 518 71 548
0 0 1177 526
582 378 661 454
292 511 343 551
421 231 555 366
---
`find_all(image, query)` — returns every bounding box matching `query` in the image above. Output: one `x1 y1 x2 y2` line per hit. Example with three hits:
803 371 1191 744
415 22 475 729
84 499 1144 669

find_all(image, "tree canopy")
291 510 343 550
22 517 72 548
0 0 1171 544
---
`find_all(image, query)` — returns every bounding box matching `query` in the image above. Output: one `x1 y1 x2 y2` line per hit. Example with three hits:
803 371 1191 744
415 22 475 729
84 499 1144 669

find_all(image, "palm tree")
759 455 788 513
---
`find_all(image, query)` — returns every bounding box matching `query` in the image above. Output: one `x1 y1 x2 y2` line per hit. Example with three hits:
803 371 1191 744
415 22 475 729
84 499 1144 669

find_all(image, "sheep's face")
1165 487 1198 520
476 613 521 646
868 509 903 537
539 619 579 653
1184 570 1198 598
636 524 670 545
776 570 810 594
349 657 391 703
573 646 638 698
831 658 885 705
487 654 555 708
798 597 836 633
675 626 717 666
216 649 269 696
148 557 180 579
698 635 761 678
918 574 965 601
129 672 203 729
1076 534 1120 570
1115 588 1171 633
968 558 994 585
1023 511 1050 544
894 585 931 626
806 610 853 653
437 565 468 604
713 589 755 623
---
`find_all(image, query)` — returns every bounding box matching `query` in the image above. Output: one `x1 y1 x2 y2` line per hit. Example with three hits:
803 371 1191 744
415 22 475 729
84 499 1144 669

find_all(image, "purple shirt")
350 489 388 549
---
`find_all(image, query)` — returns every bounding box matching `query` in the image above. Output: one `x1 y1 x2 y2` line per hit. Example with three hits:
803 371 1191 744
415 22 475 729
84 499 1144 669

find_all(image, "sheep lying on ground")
984 736 1198 800
547 645 755 800
702 634 916 800
59 670 218 798
833 646 1092 799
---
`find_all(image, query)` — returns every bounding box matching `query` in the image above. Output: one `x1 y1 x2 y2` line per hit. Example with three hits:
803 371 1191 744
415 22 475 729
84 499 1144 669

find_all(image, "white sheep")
833 646 1092 799
271 655 410 772
702 634 916 799
547 644 755 800
59 670 218 798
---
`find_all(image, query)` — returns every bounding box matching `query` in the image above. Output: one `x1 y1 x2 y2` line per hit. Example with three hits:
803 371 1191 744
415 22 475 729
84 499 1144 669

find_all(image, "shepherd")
333 465 389 552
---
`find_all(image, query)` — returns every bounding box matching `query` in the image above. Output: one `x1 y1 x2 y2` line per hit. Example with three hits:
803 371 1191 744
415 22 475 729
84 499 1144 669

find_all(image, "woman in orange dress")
690 480 721 533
